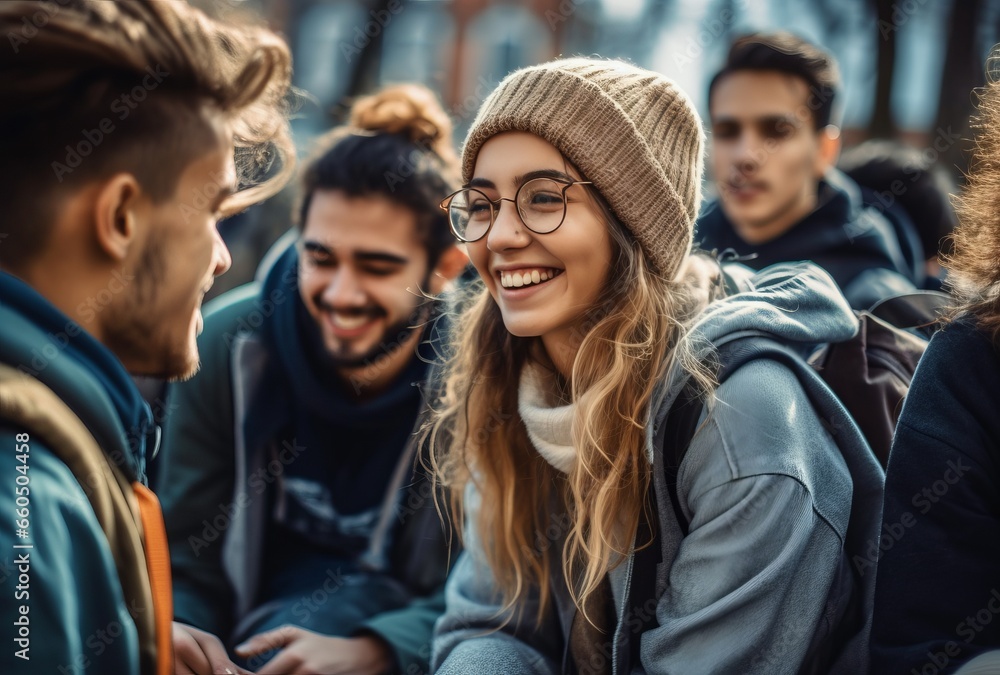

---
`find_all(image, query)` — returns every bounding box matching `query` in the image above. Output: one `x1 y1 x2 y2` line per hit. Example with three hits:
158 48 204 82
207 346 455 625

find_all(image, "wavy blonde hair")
426 194 715 625
946 63 1000 340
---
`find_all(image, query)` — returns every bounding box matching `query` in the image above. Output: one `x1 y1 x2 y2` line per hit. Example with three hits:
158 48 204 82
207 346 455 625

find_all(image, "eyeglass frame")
438 176 594 243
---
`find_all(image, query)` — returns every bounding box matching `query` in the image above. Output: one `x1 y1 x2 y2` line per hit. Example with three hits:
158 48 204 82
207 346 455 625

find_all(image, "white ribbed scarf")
518 363 576 474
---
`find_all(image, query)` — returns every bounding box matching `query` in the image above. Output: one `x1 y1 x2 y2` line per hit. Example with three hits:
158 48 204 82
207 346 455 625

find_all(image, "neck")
9 258 113 345
540 328 579 382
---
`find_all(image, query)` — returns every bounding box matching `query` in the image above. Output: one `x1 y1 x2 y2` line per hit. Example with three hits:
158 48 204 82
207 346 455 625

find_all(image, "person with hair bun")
157 84 468 674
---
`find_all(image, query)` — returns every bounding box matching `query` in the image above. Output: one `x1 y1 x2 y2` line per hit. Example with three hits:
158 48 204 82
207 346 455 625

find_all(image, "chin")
156 334 201 382
169 352 201 382
499 316 544 338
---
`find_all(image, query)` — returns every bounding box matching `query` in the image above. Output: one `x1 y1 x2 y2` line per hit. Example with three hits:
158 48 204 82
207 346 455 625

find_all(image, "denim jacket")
432 262 884 675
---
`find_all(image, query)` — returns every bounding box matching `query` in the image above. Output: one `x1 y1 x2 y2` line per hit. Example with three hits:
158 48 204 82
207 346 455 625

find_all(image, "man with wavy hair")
0 2 294 673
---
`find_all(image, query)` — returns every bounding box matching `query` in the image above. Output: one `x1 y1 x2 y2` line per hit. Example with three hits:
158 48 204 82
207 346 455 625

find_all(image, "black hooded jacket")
696 169 917 310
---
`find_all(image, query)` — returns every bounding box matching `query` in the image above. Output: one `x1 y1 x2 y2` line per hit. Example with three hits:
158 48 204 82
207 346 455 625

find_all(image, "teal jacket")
157 256 453 673
0 271 157 675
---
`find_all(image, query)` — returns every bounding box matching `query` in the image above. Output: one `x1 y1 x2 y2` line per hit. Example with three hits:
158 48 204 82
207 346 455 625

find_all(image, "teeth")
499 269 560 288
330 313 370 329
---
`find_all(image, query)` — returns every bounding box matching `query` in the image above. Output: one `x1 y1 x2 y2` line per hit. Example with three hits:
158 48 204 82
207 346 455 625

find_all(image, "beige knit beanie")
462 57 705 279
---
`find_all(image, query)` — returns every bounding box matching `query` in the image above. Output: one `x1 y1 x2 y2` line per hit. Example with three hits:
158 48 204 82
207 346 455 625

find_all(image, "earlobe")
816 125 842 176
93 174 143 262
428 245 470 294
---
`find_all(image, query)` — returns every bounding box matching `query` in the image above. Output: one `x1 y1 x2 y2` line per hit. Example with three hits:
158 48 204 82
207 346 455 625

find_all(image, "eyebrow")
465 168 578 190
713 114 801 127
301 240 408 265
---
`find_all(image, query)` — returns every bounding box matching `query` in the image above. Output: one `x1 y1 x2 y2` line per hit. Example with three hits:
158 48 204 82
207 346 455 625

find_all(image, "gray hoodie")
432 262 884 675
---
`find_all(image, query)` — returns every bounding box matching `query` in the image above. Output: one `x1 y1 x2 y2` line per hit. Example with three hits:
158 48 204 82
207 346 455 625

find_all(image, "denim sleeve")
637 360 853 674
432 488 562 675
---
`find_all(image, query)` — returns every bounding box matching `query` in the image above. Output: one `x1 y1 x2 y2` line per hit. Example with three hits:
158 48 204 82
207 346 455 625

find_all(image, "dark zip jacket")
696 169 917 310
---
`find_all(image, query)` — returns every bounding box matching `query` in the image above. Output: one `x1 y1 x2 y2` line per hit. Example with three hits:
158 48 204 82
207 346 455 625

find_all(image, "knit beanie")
462 57 705 280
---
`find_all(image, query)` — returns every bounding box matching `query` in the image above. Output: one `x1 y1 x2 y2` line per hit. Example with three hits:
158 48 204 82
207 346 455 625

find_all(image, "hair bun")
350 84 456 166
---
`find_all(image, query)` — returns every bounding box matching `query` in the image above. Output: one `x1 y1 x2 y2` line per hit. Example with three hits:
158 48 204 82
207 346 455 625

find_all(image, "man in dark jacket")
0 2 294 674
156 85 468 675
697 31 917 310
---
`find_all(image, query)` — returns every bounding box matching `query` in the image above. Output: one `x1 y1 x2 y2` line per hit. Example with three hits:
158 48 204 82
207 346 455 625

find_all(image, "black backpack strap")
868 290 950 337
662 381 704 536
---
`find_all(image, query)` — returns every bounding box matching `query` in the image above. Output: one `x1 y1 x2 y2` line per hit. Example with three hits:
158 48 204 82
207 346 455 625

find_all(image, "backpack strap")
661 381 704 536
133 483 174 675
868 290 950 334
656 338 880 673
0 364 170 675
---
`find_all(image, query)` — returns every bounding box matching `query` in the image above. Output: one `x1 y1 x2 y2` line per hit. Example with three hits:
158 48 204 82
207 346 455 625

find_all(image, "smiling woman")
426 57 881 675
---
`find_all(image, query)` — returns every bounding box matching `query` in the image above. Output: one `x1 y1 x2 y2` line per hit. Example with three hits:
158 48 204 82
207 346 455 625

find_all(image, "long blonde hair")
427 196 715 625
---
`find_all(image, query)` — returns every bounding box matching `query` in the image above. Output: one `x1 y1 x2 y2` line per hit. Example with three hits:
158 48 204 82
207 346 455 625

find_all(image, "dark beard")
319 300 432 370
104 236 199 381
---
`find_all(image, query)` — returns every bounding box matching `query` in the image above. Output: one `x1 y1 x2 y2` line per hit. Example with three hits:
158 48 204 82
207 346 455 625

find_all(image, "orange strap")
133 482 174 675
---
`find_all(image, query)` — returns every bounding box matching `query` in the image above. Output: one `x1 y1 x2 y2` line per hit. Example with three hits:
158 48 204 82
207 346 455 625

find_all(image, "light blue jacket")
432 262 884 674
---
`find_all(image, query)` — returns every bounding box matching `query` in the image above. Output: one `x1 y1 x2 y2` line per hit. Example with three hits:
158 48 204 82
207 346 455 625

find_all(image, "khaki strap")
0 364 161 675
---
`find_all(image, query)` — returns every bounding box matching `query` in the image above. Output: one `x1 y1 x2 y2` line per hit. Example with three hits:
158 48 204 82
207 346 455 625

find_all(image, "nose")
320 266 366 308
732 131 762 175
486 198 531 253
213 228 232 277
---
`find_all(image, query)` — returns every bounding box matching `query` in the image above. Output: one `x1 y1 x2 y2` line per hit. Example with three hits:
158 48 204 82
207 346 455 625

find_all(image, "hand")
173 621 252 675
235 625 395 675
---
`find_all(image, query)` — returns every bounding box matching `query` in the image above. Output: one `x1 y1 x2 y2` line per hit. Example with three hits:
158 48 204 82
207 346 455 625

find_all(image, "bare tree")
870 0 897 138
934 0 985 178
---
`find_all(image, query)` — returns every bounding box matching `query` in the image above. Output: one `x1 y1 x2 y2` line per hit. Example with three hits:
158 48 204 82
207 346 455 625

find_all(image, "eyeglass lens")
447 177 571 241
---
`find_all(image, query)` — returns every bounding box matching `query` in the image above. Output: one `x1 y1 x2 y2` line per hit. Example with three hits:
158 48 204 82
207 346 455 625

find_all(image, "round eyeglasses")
438 177 593 243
